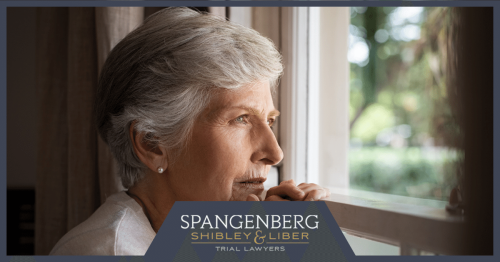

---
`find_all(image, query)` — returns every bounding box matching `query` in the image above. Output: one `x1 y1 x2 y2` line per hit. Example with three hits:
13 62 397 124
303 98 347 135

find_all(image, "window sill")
322 187 465 255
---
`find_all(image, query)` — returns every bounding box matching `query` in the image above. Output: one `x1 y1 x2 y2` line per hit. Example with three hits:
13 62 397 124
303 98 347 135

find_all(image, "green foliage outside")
348 7 463 201
349 147 461 201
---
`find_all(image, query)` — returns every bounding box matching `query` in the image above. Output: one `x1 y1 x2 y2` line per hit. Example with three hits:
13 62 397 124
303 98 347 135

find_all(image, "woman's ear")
129 121 168 174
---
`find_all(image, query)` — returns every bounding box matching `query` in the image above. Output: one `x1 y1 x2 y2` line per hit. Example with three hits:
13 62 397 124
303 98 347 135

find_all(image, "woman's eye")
235 116 247 124
267 119 275 127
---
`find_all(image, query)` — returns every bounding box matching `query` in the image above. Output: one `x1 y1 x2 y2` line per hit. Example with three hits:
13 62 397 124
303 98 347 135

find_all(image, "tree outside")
348 7 463 201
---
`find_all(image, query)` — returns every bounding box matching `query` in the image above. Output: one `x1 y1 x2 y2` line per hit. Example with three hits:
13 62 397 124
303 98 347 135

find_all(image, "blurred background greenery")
348 7 463 201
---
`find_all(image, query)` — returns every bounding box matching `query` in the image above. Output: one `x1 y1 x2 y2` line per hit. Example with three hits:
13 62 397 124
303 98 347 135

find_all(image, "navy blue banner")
146 201 354 262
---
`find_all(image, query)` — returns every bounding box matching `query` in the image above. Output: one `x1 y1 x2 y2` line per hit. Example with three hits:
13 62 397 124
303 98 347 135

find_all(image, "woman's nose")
251 123 284 165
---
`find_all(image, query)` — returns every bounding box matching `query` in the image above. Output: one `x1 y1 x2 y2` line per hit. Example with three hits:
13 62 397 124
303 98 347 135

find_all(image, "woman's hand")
245 179 330 201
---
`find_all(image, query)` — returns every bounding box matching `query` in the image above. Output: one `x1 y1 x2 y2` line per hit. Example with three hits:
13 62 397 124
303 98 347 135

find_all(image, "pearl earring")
157 167 164 173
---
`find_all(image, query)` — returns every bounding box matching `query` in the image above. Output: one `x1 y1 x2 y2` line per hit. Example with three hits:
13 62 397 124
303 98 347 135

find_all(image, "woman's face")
165 81 283 201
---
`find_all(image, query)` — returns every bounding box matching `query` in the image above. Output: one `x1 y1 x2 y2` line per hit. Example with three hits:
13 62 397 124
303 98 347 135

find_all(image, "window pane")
348 7 463 201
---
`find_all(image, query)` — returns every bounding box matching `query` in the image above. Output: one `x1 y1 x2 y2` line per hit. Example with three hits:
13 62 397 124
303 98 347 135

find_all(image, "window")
268 6 491 256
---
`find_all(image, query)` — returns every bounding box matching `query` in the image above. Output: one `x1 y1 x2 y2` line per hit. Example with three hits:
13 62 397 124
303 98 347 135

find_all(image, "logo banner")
146 201 354 261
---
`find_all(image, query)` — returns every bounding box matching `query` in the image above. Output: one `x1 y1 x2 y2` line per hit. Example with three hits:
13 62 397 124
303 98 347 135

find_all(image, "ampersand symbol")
254 230 266 245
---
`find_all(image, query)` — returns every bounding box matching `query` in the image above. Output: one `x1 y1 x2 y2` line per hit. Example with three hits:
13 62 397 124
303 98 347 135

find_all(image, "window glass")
348 7 463 201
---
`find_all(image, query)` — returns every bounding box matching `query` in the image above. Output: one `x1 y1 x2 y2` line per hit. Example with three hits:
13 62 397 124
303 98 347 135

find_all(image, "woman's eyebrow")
269 110 280 117
228 106 280 118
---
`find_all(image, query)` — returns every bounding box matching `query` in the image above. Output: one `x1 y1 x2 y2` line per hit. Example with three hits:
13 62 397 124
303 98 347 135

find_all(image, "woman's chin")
230 183 265 201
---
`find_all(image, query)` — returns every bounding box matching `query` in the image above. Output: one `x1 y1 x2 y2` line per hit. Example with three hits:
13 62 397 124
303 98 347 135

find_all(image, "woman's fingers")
265 182 305 200
324 187 331 198
264 195 290 201
280 179 296 186
298 183 331 201
303 189 328 201
297 182 319 190
246 194 260 201
264 180 330 201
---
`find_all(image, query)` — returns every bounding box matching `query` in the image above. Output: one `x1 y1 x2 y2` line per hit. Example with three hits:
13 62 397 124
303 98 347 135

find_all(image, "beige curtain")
35 7 144 255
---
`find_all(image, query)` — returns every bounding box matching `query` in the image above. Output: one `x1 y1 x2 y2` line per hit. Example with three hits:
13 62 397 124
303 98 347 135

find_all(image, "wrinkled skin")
128 80 330 232
165 81 283 201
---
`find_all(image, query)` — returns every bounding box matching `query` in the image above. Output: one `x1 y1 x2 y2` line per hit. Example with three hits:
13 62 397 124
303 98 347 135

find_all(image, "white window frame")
280 7 350 188
279 7 309 184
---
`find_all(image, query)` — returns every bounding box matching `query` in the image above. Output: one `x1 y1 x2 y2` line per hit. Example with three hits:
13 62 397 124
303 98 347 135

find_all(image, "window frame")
279 7 351 189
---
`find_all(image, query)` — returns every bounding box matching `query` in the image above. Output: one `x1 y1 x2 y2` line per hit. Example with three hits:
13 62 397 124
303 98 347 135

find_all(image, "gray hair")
95 7 283 188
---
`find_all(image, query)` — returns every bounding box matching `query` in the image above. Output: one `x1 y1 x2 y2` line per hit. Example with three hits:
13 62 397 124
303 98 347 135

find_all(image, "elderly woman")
50 7 330 256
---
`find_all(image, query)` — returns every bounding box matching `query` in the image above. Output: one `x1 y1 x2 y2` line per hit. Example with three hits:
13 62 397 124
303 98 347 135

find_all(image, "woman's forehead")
206 82 279 116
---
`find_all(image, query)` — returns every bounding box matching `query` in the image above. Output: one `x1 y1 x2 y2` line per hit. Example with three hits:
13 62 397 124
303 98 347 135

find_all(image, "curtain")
35 7 144 255
94 7 144 204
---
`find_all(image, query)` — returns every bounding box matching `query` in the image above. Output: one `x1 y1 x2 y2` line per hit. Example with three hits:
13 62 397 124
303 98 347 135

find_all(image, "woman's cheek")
210 175 234 201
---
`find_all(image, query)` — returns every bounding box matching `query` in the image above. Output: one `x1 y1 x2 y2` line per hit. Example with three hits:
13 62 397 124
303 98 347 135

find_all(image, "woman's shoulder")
49 191 156 256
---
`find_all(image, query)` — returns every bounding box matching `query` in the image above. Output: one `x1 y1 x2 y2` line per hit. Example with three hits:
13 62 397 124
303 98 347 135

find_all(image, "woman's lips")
233 177 266 190
237 177 266 183
230 177 266 201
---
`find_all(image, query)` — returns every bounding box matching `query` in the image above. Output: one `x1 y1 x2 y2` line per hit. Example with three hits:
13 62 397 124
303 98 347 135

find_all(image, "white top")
50 191 156 255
